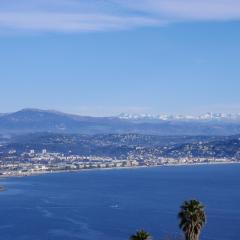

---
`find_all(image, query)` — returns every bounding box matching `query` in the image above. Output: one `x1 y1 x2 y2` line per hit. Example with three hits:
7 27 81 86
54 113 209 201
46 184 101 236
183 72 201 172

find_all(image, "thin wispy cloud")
0 0 240 33
115 0 240 21
0 12 160 32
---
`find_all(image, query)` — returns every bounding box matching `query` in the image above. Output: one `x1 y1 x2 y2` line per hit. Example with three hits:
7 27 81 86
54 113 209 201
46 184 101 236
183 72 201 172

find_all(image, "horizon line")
1 108 240 118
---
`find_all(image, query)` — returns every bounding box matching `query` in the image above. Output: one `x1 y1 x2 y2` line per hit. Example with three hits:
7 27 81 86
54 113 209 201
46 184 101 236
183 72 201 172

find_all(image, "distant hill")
161 135 240 158
2 133 240 159
1 108 240 135
0 109 125 134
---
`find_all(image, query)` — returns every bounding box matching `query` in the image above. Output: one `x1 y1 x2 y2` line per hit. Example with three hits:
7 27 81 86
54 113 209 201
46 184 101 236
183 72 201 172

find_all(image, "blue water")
0 164 240 240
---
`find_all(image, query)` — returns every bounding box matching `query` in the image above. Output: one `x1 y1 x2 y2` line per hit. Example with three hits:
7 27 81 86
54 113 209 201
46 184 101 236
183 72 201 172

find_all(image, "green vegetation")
130 199 206 240
178 200 206 240
130 230 151 240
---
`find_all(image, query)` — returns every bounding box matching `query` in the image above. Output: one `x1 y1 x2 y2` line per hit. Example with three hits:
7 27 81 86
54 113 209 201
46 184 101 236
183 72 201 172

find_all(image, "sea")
0 164 240 240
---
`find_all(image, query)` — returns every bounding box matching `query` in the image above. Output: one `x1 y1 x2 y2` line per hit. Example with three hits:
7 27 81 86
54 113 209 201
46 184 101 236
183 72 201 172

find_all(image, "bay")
0 164 240 240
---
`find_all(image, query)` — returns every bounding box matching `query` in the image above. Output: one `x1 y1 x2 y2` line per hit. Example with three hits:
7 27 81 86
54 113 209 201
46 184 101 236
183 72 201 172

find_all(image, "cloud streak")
0 0 240 32
0 12 161 32
118 0 240 21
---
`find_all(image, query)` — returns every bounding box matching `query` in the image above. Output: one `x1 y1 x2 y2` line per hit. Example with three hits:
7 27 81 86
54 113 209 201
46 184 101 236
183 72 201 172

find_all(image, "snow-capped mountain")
118 112 240 121
1 109 240 135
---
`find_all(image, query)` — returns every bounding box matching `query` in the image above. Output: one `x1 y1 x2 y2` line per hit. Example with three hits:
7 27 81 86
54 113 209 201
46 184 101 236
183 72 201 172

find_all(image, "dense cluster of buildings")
0 148 236 177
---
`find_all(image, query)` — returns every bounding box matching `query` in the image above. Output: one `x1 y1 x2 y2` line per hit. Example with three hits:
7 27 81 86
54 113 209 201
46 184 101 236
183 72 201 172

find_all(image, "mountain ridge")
1 108 240 136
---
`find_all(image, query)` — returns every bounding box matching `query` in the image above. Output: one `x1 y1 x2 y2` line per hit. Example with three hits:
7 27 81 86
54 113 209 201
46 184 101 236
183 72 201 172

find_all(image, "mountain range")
118 112 240 121
1 108 240 136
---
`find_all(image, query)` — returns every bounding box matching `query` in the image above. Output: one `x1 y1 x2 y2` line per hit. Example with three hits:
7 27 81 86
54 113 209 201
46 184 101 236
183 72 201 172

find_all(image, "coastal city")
0 148 236 177
1 131 239 177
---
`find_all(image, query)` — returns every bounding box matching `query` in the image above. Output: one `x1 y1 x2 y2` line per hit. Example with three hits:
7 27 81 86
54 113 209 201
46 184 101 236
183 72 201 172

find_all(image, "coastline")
0 161 239 180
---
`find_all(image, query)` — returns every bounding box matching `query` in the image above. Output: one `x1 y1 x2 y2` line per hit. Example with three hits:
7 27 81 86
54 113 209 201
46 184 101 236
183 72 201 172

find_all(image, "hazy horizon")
2 107 240 118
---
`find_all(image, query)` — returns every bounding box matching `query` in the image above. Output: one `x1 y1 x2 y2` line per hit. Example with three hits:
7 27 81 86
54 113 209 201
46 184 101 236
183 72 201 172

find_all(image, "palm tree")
178 200 206 240
130 229 151 240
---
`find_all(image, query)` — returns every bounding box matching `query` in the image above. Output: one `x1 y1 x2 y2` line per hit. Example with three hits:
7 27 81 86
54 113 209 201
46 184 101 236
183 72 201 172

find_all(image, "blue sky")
0 0 240 116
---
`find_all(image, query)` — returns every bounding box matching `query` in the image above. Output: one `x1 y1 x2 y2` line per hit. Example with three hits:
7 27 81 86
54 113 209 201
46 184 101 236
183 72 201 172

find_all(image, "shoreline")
0 161 239 180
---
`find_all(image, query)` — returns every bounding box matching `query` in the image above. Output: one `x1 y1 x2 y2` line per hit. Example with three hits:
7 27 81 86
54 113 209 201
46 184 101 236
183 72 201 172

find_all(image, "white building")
30 150 35 155
42 149 47 154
